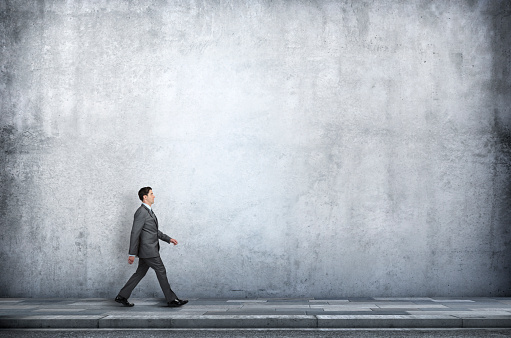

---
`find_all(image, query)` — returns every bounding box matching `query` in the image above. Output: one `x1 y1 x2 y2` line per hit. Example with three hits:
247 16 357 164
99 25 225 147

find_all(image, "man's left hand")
170 238 178 245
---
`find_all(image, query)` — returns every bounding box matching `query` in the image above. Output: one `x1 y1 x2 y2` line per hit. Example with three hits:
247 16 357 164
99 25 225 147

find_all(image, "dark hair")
138 187 152 201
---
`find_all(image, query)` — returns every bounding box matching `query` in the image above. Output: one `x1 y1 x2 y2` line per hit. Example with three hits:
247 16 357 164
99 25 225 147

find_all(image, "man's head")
138 187 155 206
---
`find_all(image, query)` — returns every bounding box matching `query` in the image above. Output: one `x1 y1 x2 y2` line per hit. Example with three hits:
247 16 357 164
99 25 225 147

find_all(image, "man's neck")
143 202 152 209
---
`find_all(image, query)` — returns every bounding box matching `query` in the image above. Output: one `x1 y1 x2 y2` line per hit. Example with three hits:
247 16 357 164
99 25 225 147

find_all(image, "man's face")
144 190 155 205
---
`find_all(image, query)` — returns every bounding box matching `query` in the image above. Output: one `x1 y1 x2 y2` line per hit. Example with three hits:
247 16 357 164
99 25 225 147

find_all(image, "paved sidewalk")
1 297 511 329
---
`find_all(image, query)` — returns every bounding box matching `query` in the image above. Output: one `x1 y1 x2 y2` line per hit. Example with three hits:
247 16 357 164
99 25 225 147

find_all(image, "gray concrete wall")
1 0 510 298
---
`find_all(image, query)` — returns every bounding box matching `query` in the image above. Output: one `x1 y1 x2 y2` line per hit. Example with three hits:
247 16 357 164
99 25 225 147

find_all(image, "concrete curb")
316 315 463 328
0 315 105 329
2 314 511 329
99 315 317 329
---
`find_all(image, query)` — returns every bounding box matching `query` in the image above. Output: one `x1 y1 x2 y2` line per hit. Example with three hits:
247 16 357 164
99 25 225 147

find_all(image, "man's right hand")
128 256 135 264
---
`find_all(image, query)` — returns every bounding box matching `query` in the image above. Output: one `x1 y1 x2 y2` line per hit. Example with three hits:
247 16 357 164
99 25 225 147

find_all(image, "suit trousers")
118 256 177 303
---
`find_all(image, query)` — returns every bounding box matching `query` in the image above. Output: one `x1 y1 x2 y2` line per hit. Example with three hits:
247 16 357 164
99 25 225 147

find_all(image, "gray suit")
129 204 171 258
118 205 177 302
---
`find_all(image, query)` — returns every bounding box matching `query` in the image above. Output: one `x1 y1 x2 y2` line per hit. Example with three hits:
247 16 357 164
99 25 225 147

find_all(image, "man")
115 187 188 307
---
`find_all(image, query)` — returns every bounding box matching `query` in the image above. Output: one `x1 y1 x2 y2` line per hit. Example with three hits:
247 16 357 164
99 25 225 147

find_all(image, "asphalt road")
1 329 511 337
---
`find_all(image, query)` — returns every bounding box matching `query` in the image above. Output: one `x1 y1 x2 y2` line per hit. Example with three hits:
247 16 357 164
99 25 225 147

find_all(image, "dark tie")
150 209 158 226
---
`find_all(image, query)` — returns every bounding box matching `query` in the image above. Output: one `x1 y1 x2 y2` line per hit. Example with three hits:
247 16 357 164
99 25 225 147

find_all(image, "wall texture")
1 0 510 298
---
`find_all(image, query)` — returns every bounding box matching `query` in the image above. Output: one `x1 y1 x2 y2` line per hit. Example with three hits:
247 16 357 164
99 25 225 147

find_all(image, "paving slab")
310 306 374 311
1 297 511 329
377 304 449 309
374 297 434 301
205 310 277 315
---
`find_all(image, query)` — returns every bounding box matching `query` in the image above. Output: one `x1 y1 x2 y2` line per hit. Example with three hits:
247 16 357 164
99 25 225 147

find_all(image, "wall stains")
0 0 510 298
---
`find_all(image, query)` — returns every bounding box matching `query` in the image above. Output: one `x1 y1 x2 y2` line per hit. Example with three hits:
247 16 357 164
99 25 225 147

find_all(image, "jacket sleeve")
158 230 171 243
128 208 145 256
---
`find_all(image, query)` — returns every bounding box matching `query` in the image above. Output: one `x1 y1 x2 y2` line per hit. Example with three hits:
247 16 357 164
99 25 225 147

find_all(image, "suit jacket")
128 204 171 258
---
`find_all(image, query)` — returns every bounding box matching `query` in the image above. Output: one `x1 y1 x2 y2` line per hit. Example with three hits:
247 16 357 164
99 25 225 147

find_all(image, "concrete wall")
1 0 510 298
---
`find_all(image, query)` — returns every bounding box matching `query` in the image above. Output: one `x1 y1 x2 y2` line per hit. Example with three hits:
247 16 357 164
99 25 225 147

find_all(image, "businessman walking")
115 187 188 307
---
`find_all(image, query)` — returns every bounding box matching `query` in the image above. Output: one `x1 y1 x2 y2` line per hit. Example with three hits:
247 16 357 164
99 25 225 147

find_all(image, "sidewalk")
1 297 511 329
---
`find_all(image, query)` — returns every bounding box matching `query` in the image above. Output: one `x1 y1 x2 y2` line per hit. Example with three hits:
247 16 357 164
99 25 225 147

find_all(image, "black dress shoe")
167 300 182 307
167 299 188 307
115 295 134 307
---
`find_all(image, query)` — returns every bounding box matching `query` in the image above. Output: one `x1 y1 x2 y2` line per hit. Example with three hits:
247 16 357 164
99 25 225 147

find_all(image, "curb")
2 314 511 329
